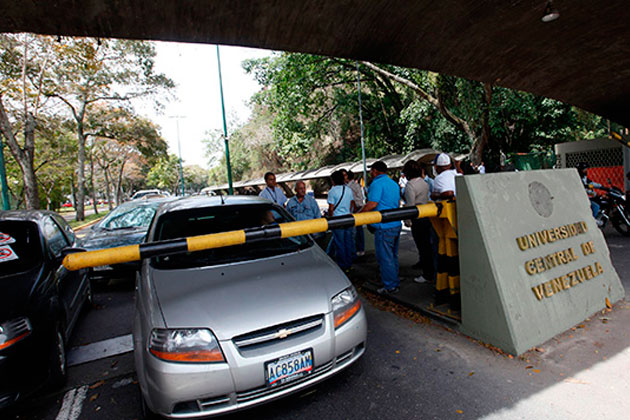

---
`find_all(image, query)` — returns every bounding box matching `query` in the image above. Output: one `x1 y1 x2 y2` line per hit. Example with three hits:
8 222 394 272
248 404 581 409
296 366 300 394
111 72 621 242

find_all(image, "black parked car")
81 197 173 280
0 211 90 410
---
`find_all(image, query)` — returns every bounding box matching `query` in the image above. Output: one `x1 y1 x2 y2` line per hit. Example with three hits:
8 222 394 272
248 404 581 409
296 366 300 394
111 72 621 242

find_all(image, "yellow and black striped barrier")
63 202 449 271
430 201 459 306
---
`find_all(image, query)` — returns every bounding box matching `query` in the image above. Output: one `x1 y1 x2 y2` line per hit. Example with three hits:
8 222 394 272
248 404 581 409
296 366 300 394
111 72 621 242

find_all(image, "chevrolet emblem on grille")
275 328 291 339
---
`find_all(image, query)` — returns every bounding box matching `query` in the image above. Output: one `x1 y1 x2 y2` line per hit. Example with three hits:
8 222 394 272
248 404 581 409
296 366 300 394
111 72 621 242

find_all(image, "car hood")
150 246 350 341
82 227 147 250
0 264 44 321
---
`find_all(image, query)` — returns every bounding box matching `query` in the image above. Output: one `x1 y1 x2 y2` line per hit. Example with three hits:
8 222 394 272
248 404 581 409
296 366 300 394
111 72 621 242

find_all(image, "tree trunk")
0 95 41 209
75 107 86 221
89 149 98 215
70 172 77 208
103 165 113 211
116 159 127 206
470 83 494 166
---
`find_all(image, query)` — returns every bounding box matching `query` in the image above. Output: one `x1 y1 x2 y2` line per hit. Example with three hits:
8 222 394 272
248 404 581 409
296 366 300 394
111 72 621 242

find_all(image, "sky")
137 42 272 169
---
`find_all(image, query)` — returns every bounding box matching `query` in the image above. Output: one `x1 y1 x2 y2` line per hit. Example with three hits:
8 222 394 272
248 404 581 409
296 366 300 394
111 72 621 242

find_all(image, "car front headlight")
148 328 225 363
0 317 32 351
332 287 361 329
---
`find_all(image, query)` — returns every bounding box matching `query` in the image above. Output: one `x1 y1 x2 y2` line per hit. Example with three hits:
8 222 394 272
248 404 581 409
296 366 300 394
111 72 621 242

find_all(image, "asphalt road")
5 227 630 420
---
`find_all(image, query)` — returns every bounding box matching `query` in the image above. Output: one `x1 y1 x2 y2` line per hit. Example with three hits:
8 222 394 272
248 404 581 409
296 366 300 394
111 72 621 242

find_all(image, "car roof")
154 195 274 218
0 210 59 224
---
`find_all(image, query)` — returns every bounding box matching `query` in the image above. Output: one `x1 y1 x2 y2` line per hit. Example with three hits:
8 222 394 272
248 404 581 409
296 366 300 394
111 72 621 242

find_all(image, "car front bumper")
140 307 367 418
0 333 47 410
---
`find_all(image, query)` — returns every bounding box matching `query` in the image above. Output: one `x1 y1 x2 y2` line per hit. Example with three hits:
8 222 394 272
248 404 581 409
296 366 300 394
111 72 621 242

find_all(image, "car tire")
49 323 67 388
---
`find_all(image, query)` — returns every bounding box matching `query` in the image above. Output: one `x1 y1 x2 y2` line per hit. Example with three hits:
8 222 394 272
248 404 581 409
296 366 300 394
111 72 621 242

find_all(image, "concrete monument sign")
457 169 624 355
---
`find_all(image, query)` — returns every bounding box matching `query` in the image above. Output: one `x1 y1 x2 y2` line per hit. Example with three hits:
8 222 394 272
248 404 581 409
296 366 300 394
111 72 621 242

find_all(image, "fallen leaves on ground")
357 287 432 325
468 372 475 376
456 410 463 414
89 380 105 389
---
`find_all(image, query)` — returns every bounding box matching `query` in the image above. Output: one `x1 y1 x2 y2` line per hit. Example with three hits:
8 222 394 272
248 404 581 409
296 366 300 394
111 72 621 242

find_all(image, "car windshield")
151 204 313 269
99 202 161 231
0 220 43 276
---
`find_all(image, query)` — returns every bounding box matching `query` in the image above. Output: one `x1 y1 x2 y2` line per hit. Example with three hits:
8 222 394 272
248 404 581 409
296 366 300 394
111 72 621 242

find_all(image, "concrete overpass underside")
2 1 629 126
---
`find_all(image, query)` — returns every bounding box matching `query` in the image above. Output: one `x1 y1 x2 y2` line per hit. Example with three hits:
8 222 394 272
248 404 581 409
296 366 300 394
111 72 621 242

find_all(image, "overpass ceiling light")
541 1 560 22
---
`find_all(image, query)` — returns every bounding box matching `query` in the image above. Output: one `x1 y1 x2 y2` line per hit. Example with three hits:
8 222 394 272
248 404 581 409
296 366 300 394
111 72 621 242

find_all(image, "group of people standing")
258 152 460 297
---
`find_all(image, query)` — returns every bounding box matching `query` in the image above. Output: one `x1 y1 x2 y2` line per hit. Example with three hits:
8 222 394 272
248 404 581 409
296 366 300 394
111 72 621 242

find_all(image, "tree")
183 165 208 193
203 105 281 185
147 154 180 194
45 37 174 219
89 106 168 206
244 53 411 169
245 52 616 173
0 34 58 208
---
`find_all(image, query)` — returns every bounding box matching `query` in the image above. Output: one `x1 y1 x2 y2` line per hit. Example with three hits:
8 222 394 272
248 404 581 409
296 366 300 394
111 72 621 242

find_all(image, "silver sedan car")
133 196 367 418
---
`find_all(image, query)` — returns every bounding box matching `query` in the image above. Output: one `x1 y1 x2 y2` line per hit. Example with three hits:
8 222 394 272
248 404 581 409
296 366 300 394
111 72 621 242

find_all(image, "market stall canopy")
2 1 629 126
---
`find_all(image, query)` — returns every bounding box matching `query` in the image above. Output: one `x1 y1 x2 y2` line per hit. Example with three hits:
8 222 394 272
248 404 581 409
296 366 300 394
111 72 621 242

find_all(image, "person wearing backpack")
327 170 355 272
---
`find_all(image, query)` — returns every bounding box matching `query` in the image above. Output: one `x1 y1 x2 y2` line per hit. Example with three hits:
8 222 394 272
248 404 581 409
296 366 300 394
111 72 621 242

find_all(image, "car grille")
232 315 324 349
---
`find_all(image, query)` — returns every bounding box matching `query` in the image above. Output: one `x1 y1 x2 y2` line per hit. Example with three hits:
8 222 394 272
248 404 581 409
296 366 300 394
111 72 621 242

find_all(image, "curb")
74 217 104 232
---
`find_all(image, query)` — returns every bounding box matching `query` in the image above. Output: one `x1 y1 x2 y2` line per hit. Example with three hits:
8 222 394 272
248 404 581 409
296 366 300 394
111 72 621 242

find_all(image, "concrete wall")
457 169 624 355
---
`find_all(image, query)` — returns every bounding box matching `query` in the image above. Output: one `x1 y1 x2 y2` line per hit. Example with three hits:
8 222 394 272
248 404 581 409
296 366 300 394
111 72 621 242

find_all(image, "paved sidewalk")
351 226 462 325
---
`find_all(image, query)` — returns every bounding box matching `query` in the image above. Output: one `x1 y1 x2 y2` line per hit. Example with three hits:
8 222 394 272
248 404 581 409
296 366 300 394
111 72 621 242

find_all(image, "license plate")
265 349 313 387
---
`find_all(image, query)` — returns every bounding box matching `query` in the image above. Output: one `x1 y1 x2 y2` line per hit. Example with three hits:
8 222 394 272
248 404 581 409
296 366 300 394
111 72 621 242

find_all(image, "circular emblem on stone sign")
528 181 553 217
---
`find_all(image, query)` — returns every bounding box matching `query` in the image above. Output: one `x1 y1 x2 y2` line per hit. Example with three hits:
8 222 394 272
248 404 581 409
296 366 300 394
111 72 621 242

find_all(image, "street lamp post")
0 135 10 210
216 45 234 195
356 62 368 188
169 116 186 197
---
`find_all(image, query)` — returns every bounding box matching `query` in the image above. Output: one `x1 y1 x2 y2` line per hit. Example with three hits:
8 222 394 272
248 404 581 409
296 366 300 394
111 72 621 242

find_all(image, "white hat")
435 153 451 166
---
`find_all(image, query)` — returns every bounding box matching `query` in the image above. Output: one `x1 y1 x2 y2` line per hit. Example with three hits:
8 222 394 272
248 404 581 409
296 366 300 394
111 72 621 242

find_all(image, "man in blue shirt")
359 161 402 294
286 181 322 221
259 172 287 206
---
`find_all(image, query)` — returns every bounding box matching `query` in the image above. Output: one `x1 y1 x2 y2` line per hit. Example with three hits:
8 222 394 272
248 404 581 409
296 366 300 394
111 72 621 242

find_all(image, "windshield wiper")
104 226 141 231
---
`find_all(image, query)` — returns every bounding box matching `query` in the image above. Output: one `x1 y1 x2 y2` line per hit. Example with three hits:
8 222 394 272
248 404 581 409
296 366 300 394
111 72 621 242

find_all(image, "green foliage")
244 54 411 169
204 105 280 184
147 154 180 193
183 165 208 193
0 33 174 209
240 52 618 175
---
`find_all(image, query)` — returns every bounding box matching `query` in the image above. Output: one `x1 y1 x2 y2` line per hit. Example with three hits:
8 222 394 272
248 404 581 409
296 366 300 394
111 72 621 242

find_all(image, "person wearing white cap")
431 153 459 200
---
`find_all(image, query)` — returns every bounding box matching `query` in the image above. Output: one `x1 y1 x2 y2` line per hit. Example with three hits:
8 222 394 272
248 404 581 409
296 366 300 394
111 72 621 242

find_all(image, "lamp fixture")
541 1 560 22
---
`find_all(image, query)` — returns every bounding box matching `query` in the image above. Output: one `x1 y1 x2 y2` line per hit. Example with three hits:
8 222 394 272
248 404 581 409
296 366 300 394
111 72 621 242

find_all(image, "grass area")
68 210 109 229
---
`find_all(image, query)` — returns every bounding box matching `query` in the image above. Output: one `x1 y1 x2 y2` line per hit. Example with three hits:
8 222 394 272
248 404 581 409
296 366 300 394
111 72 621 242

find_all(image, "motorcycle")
592 181 630 236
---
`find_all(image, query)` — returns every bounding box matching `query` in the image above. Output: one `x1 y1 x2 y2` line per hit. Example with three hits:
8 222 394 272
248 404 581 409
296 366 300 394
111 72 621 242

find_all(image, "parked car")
134 196 367 418
131 189 171 200
0 211 90 410
81 197 173 280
